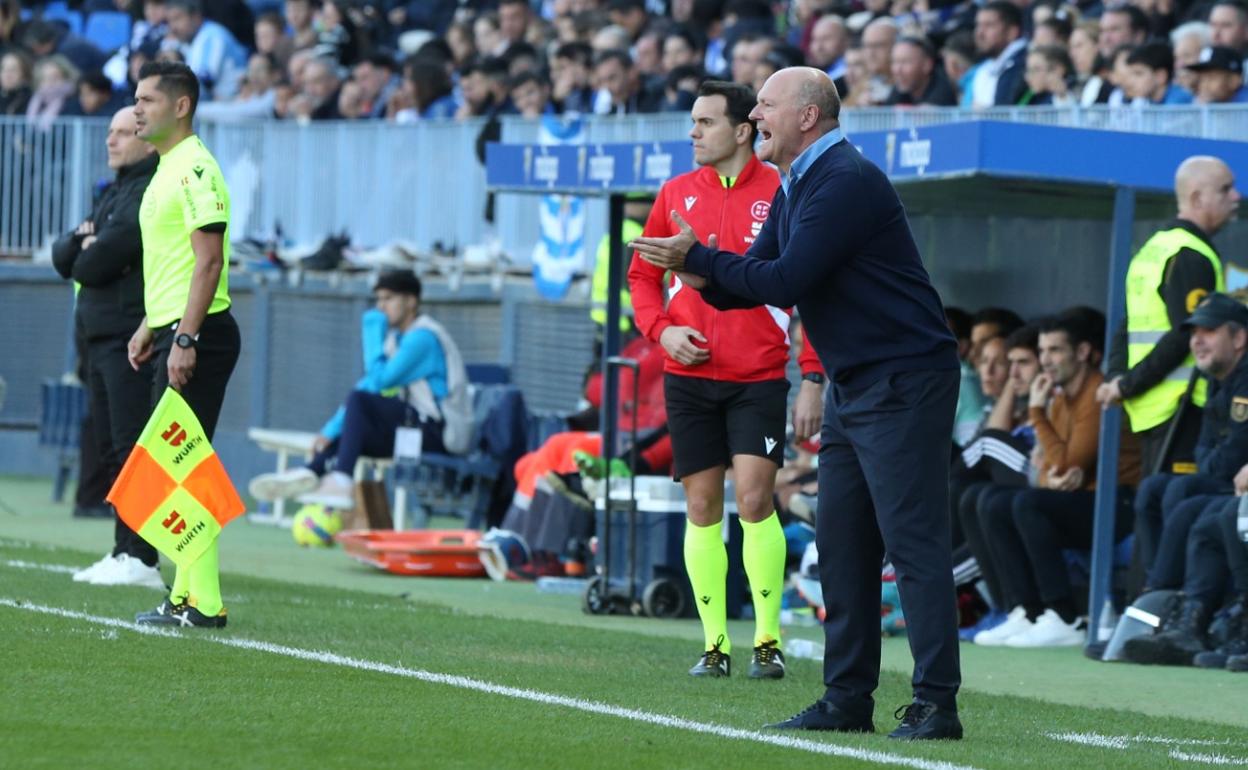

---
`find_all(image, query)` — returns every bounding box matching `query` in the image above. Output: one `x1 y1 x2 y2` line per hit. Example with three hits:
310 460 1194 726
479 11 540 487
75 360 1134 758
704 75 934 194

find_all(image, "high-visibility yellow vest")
1123 228 1224 432
590 219 642 331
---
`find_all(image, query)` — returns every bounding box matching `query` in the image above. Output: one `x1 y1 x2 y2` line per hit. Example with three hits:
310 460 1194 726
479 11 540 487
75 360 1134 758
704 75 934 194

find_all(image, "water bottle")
785 638 824 661
1238 495 1248 543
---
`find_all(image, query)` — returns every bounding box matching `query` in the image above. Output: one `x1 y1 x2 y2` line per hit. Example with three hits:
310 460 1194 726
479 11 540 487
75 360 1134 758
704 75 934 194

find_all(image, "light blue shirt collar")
781 126 845 196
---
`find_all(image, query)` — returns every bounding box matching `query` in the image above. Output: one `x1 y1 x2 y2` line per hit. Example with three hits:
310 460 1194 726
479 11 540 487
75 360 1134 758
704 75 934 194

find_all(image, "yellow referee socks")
186 539 223 617
741 512 785 648
684 519 730 654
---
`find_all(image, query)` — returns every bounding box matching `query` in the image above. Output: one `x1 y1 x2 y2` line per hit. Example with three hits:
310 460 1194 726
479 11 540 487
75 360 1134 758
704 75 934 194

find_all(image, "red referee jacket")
628 155 823 382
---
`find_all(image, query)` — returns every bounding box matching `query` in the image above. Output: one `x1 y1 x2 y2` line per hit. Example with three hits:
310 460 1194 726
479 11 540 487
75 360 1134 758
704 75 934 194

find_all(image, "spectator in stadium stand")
751 44 804 94
498 0 533 49
1172 21 1213 95
310 1 360 68
1019 44 1077 105
808 15 850 81
984 312 1143 649
509 70 554 118
1120 488 1248 670
387 0 458 37
663 25 704 76
26 55 78 129
970 1 1027 108
1031 14 1072 48
661 63 705 111
290 55 342 120
838 45 874 107
195 52 281 121
353 53 400 119
474 12 507 58
551 41 595 113
391 56 457 121
0 49 32 116
634 27 665 80
0 0 22 52
1069 22 1111 105
285 0 319 52
592 23 634 54
335 77 366 119
102 0 168 89
21 20 107 75
861 17 898 104
63 71 128 118
1131 293 1248 605
1209 0 1248 64
607 0 649 41
254 12 294 71
503 41 541 76
593 48 662 114
941 31 978 107
1098 4 1149 61
444 22 477 69
729 32 769 85
885 35 958 106
163 0 247 100
1186 45 1248 103
1124 42 1194 105
1105 43 1136 106
456 56 510 119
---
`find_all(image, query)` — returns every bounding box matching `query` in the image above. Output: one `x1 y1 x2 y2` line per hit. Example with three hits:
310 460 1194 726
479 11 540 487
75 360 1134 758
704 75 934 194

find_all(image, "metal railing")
3 105 1247 259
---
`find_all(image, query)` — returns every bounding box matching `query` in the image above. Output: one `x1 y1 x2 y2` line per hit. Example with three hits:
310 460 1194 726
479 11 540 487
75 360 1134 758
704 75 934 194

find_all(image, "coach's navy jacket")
685 131 957 386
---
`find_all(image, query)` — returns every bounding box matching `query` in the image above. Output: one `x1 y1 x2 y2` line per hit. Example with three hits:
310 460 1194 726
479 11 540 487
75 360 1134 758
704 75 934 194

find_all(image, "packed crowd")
3 0 1248 127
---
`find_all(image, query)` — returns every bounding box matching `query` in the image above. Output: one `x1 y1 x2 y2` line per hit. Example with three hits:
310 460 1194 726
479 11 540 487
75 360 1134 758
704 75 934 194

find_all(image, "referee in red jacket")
628 81 825 680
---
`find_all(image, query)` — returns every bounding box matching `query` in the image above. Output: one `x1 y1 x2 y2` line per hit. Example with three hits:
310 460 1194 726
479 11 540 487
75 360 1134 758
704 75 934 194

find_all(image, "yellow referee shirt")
139 134 231 328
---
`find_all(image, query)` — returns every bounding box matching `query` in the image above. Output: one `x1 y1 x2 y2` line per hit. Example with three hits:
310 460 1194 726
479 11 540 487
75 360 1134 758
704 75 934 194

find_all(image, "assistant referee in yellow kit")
126 61 240 628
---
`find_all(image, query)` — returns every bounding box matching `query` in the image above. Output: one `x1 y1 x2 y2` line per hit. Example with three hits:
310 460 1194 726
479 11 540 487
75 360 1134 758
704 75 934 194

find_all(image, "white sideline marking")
0 598 977 770
1045 732 1240 749
2 559 78 575
1170 751 1248 766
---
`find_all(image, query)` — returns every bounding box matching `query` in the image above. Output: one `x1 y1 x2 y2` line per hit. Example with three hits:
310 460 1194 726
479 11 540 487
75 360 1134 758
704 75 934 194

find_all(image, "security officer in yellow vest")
1098 156 1240 474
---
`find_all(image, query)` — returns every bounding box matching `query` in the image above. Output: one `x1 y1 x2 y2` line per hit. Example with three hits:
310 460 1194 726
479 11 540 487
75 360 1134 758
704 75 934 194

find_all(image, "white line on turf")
1045 732 1242 749
1170 750 1248 766
1 559 78 575
0 598 977 770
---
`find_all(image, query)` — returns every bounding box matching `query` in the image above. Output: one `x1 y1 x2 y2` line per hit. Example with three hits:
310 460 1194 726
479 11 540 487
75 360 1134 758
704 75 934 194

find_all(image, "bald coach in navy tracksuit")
630 68 962 740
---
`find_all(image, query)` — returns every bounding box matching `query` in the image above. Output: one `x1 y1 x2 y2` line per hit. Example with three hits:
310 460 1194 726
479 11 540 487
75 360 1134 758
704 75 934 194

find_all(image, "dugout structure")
486 122 1248 641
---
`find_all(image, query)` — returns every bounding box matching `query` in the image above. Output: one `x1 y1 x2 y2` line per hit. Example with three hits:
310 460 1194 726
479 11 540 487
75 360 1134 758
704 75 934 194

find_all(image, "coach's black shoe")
1195 595 1248 669
888 700 963 741
765 700 874 732
1227 653 1248 672
689 636 730 677
748 640 786 680
135 598 227 628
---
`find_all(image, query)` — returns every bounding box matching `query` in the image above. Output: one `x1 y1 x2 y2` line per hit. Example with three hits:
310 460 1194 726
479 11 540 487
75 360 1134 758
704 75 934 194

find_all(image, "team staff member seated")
1098 156 1239 475
628 80 824 680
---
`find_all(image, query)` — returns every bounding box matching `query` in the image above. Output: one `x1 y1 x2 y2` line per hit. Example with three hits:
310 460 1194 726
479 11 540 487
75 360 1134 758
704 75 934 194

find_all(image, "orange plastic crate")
337 529 486 577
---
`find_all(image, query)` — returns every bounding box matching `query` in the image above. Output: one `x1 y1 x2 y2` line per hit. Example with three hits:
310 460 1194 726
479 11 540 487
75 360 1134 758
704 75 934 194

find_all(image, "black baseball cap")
1183 292 1248 329
1186 46 1244 75
373 269 422 298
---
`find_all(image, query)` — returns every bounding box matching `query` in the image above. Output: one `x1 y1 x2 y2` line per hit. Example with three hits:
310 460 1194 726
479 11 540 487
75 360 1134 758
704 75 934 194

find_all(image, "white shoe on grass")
249 467 319 501
297 471 355 510
973 606 1034 646
87 553 165 589
72 553 114 583
1004 609 1085 648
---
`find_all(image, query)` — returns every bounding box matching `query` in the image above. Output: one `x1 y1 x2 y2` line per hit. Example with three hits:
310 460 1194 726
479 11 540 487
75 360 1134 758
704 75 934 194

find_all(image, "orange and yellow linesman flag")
106 388 244 568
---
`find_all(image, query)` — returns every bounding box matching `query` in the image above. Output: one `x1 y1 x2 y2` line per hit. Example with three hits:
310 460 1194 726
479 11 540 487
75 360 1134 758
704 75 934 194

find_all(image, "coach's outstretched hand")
630 210 700 272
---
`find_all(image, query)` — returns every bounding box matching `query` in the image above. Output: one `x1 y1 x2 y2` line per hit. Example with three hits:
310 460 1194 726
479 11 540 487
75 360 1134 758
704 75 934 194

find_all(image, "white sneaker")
87 553 166 589
249 467 319 501
1004 609 1086 648
297 471 355 510
973 606 1035 646
72 553 114 583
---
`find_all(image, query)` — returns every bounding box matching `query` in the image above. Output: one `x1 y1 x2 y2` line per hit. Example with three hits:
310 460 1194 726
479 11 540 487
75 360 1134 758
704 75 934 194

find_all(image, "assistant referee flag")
107 388 244 568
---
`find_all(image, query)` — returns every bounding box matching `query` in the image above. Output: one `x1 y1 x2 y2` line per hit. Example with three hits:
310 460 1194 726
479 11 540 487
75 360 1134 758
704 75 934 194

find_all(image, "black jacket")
1107 219 1222 398
1195 353 1248 481
52 153 158 341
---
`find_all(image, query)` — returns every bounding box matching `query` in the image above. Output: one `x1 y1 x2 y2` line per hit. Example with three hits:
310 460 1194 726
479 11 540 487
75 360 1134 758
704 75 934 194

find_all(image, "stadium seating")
83 11 132 54
41 5 83 36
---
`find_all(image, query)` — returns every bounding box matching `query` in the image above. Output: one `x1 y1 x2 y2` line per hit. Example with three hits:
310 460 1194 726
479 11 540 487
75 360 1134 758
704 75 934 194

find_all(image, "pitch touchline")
0 598 976 770
1 559 78 575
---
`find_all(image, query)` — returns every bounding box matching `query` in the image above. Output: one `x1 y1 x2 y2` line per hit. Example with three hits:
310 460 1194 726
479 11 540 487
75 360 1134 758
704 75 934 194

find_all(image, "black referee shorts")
664 373 789 479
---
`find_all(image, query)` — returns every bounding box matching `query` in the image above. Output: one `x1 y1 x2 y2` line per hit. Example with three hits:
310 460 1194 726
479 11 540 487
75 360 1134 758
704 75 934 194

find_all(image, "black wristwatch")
802 372 825 385
174 332 199 350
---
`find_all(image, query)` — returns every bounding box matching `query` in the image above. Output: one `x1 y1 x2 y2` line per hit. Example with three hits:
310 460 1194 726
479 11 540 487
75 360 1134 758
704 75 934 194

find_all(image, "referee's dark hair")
698 80 759 142
138 60 200 116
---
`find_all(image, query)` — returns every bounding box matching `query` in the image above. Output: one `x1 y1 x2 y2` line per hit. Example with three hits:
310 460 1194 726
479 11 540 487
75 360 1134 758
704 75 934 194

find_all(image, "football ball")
292 504 343 547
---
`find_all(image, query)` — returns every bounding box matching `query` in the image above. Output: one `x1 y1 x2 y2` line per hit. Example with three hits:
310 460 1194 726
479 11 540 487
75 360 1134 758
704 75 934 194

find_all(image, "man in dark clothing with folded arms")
631 67 962 740
52 106 161 589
